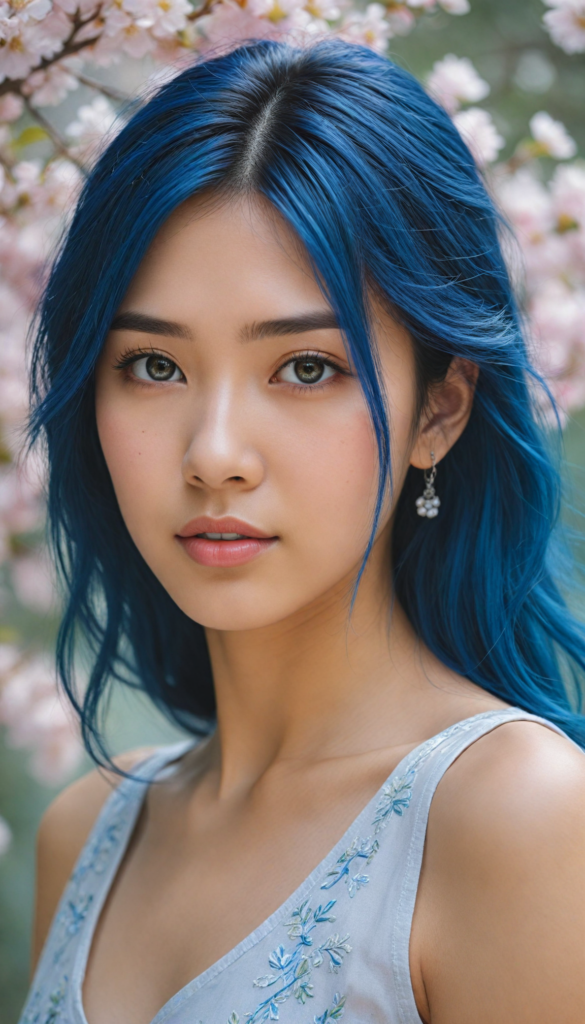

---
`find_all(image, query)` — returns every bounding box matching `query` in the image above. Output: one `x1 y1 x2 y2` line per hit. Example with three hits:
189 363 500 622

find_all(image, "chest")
82 759 415 1024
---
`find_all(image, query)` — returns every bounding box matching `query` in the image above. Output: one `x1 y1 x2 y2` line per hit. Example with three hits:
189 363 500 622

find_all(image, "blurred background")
0 0 584 1019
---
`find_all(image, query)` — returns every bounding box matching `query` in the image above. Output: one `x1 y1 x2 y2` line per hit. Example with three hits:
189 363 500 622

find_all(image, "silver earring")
415 451 440 518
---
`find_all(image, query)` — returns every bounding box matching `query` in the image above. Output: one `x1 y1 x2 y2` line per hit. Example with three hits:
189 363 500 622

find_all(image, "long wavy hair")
29 38 585 762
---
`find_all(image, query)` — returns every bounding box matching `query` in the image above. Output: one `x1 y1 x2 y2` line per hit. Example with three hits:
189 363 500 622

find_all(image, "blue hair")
29 38 585 761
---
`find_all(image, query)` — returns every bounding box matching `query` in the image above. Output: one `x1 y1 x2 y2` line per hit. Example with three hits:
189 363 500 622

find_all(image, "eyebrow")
109 311 193 339
109 309 340 342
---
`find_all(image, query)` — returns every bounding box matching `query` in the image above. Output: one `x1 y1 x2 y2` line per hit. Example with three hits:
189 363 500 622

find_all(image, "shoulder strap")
389 708 577 1024
31 740 194 995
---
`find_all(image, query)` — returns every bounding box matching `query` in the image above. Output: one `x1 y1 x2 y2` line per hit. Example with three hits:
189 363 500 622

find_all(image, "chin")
175 592 304 632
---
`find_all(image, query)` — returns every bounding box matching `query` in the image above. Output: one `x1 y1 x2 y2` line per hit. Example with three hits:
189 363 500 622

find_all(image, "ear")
410 357 479 470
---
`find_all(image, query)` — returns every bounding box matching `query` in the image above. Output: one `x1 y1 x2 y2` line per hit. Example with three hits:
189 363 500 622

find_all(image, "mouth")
176 516 278 568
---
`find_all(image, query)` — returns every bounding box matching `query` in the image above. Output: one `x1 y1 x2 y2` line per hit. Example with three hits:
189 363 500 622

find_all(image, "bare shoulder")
31 746 156 975
412 720 585 1024
436 717 585 826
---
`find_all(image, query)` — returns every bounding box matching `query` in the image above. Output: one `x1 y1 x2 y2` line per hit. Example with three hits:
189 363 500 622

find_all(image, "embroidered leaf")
253 974 276 988
295 957 310 978
268 1000 280 1020
228 1013 240 1024
313 901 336 923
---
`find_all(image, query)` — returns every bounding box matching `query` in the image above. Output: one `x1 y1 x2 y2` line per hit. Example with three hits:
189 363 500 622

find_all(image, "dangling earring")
415 451 440 518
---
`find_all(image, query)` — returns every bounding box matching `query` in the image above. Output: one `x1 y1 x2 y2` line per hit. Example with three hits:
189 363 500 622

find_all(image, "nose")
181 383 265 492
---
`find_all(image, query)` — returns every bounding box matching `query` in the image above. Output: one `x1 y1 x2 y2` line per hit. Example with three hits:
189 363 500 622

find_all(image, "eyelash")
113 347 350 392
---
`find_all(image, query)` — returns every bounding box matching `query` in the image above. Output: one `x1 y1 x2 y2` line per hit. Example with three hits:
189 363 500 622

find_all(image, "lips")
176 516 278 568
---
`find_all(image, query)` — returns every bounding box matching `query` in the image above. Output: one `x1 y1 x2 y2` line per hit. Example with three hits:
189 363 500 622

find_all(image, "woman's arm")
31 748 155 976
412 721 585 1024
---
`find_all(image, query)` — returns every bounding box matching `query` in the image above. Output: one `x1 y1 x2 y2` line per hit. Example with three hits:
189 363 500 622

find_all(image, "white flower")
22 58 80 106
530 111 577 159
0 7 69 82
543 0 585 54
427 54 489 114
497 168 554 241
439 0 470 12
551 163 585 229
339 4 392 54
0 816 11 857
453 107 504 166
123 0 191 38
0 92 24 121
66 95 117 159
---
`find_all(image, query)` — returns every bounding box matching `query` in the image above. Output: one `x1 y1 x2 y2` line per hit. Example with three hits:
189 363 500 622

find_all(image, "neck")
203 535 444 799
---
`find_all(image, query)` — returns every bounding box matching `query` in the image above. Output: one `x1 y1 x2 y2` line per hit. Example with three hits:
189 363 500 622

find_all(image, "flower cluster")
426 53 584 416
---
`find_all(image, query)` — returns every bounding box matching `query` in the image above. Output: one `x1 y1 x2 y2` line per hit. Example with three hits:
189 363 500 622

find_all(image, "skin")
33 194 585 1024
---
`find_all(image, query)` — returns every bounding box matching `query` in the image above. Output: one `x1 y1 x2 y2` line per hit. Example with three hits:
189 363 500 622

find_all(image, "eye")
277 357 337 386
132 354 183 382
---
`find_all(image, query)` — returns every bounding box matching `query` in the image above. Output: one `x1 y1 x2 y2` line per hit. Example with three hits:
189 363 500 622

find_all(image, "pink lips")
176 516 278 568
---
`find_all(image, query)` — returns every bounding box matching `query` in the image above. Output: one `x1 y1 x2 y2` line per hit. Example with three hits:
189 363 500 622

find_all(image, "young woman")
21 39 585 1024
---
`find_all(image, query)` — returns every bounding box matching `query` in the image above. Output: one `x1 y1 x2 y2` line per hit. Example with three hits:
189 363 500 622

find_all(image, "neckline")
72 707 521 1024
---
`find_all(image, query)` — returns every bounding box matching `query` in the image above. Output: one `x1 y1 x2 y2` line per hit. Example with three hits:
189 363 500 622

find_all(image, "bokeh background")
1 0 584 1019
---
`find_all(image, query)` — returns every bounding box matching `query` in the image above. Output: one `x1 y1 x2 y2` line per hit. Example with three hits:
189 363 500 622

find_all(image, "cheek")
273 403 380 560
95 390 180 538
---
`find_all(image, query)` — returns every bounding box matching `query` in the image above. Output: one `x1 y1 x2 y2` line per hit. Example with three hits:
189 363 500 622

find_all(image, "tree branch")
74 73 130 103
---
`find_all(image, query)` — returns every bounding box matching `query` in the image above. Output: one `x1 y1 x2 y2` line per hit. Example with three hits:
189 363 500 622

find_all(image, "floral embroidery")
22 977 67 1023
372 769 416 832
247 900 350 1021
320 837 379 897
238 714 502 1024
313 992 346 1023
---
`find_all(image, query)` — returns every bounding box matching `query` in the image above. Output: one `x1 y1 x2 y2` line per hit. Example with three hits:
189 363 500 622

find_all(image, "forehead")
122 193 324 314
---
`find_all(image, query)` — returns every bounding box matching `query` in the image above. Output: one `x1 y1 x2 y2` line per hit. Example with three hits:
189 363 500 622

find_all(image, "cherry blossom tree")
1 0 584 854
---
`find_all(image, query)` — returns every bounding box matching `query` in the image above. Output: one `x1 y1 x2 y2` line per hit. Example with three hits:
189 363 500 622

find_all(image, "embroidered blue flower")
320 837 379 896
372 770 415 832
313 992 346 1023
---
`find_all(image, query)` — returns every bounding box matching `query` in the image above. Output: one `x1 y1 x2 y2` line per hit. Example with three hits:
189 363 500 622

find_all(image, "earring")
415 451 440 518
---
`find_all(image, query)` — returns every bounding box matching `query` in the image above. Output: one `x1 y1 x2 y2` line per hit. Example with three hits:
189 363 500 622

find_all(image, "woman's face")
95 195 421 631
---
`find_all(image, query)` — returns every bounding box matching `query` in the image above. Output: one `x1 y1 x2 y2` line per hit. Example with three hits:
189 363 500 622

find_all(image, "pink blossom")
497 168 554 241
123 0 192 38
530 111 577 159
54 0 99 14
0 5 70 82
66 95 117 160
438 0 469 12
0 815 11 856
427 54 489 114
543 0 585 54
339 4 392 54
22 57 80 106
199 1 280 50
452 106 504 166
551 163 585 229
0 92 24 120
0 0 52 23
